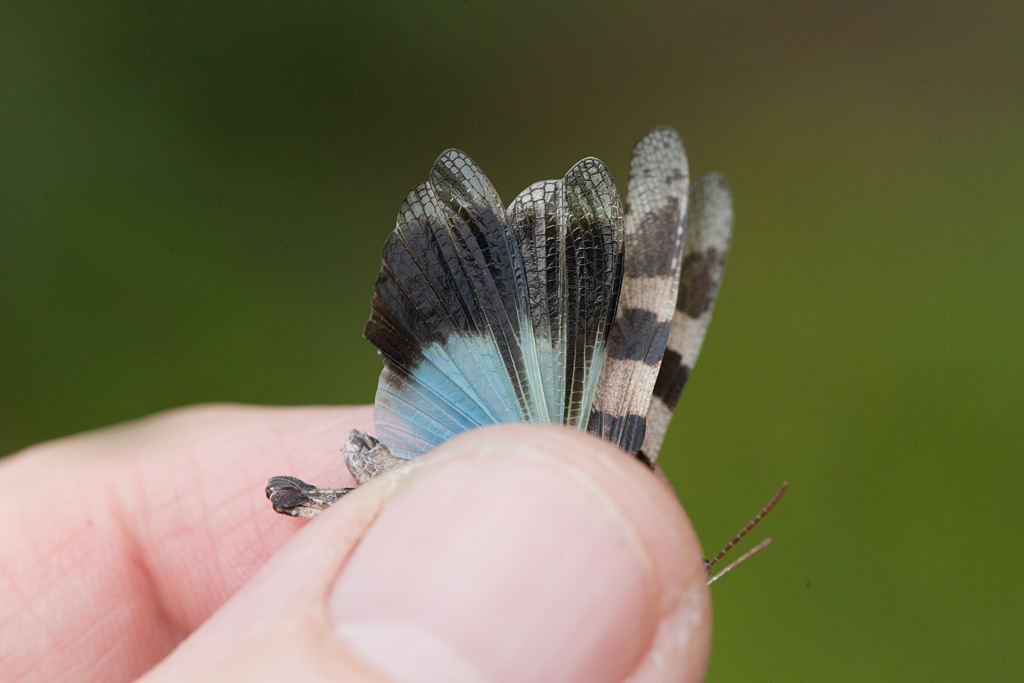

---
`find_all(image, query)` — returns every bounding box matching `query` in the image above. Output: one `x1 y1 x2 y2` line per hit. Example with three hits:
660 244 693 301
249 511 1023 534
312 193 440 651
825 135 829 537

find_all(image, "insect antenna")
705 481 788 586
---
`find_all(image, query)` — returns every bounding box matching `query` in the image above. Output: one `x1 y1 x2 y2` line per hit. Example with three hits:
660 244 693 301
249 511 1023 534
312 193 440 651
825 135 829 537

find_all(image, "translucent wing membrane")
364 150 624 459
641 172 733 462
507 179 567 424
561 159 625 426
589 127 689 460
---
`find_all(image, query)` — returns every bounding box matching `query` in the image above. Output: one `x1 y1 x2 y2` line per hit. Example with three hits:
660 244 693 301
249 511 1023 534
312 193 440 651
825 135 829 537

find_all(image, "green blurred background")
2 2 1022 680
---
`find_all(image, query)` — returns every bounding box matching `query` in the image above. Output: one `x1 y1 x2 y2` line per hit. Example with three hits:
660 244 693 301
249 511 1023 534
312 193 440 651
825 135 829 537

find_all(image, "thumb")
141 424 710 683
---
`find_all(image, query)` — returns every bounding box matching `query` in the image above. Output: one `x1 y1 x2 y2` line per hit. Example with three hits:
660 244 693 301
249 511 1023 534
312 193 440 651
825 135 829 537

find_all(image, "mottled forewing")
642 172 733 462
588 127 689 459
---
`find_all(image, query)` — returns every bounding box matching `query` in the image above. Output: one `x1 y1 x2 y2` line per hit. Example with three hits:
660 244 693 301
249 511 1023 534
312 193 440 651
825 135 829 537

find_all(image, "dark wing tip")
564 155 613 181
433 147 474 166
429 148 487 189
563 156 624 230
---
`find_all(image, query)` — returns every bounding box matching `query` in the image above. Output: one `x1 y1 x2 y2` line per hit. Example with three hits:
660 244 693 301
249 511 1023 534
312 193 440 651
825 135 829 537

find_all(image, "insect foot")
265 475 353 518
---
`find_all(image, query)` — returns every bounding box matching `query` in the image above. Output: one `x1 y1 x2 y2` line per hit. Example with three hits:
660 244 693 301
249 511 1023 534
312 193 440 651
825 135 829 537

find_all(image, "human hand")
0 405 710 682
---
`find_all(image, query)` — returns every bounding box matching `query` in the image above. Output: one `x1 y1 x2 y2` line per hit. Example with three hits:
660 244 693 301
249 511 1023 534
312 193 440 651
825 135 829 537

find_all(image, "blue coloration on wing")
363 150 624 460
266 127 732 522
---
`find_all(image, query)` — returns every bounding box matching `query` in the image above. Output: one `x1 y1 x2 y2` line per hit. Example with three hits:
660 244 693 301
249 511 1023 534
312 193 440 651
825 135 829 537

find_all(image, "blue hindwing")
364 151 624 459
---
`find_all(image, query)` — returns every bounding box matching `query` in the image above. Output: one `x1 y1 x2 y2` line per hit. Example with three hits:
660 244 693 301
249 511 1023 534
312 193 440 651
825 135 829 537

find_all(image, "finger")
141 424 710 683
0 404 372 682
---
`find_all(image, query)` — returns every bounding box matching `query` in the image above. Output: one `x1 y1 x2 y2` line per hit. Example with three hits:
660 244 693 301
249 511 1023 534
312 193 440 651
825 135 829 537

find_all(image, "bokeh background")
3 2 1022 680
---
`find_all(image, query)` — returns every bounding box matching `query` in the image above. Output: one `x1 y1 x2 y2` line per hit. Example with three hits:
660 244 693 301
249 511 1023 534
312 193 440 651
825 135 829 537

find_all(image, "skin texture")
0 405 710 682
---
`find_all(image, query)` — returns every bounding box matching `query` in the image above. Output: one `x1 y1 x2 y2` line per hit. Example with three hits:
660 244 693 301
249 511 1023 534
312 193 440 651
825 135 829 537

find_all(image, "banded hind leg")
266 430 405 517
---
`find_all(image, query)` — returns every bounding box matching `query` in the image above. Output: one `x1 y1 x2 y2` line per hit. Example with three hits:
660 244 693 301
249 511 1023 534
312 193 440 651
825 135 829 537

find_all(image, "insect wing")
366 151 624 459
589 126 689 460
642 172 733 462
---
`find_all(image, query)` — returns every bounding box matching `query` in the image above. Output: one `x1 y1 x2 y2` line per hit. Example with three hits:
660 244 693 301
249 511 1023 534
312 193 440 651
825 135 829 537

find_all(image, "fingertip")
330 423 710 682
139 421 710 682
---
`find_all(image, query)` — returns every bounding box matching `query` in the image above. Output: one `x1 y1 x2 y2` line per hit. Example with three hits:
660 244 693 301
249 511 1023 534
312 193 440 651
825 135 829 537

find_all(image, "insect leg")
265 476 353 518
265 430 406 517
343 429 405 484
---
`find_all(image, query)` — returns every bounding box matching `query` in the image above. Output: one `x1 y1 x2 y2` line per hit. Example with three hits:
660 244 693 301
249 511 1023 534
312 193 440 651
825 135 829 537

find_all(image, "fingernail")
329 435 658 683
